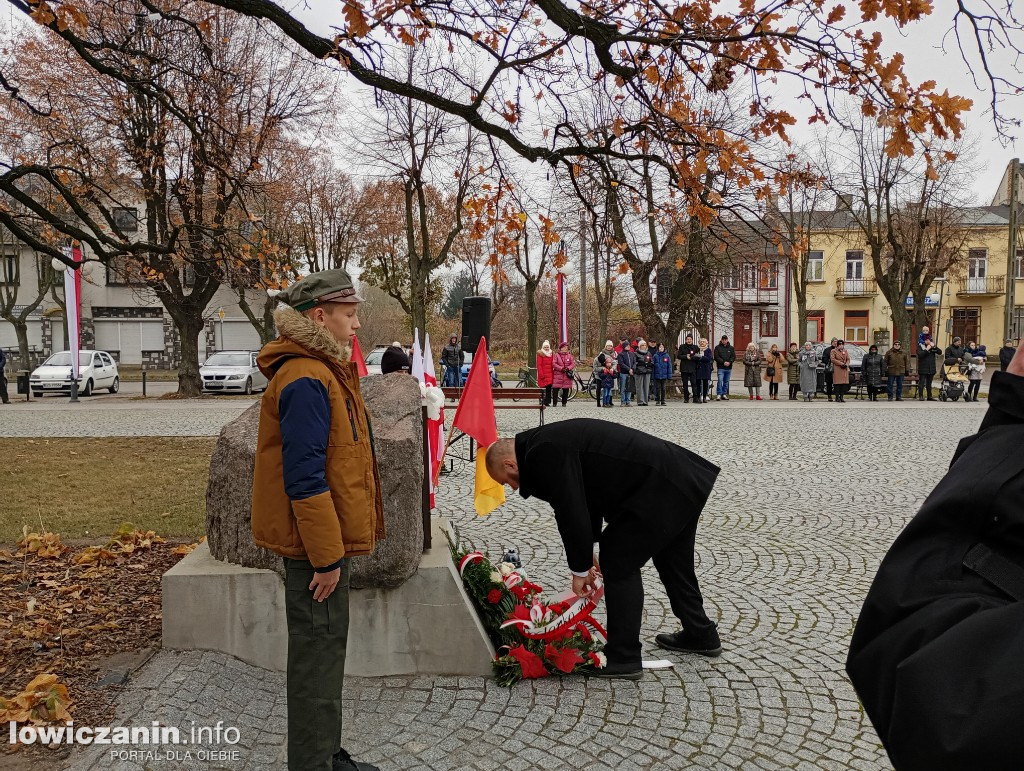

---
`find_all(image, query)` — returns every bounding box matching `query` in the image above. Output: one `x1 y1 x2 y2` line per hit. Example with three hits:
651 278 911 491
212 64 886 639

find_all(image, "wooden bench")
442 386 546 419
440 386 546 468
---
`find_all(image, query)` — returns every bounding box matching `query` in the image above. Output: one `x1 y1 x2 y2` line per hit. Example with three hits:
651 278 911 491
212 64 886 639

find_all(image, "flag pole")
432 424 458 487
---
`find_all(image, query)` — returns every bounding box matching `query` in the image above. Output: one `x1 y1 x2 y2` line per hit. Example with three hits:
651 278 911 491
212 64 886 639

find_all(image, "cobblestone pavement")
0 398 253 437
59 400 986 771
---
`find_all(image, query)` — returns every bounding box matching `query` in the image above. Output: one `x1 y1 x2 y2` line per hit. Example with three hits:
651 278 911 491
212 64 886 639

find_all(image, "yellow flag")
474 445 506 516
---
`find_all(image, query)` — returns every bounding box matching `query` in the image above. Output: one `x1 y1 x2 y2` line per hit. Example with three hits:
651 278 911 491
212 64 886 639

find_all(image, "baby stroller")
938 358 969 401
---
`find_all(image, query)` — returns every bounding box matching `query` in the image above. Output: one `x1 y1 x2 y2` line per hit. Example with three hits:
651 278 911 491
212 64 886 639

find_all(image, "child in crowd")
917 326 933 349
966 355 985 402
601 359 617 407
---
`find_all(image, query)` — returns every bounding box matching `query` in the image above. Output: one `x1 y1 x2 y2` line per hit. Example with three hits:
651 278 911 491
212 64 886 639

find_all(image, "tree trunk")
175 315 205 397
261 296 277 344
795 298 808 345
15 320 29 365
409 261 428 339
891 304 913 350
525 279 538 383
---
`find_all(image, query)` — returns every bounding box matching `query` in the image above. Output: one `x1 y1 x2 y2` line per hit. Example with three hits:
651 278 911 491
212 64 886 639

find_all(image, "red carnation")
487 588 503 604
508 645 548 679
510 585 527 600
545 643 584 674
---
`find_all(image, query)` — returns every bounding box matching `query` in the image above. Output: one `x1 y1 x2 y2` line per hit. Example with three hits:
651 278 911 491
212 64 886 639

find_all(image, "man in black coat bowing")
485 418 723 679
847 344 1024 770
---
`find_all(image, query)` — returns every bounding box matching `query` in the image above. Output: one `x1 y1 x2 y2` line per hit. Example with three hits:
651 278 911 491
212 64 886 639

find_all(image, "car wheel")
109 377 119 394
81 379 93 397
244 377 253 396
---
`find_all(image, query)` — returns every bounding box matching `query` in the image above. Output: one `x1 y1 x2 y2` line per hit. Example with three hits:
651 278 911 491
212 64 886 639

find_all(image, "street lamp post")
51 257 79 403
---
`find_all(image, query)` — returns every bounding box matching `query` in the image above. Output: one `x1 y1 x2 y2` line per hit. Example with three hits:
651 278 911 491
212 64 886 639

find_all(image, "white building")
0 236 267 371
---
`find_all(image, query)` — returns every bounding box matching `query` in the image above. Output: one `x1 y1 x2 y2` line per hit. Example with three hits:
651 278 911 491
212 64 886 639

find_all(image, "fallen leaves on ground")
0 525 202 758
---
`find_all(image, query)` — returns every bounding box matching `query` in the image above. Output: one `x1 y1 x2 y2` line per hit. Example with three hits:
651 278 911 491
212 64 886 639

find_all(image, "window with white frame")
0 248 17 286
759 262 779 289
805 250 824 282
743 263 758 289
844 310 869 345
723 264 740 290
967 248 988 292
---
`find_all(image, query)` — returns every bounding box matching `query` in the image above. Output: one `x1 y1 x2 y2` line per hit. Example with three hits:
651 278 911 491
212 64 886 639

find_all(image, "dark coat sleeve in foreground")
847 371 1024 771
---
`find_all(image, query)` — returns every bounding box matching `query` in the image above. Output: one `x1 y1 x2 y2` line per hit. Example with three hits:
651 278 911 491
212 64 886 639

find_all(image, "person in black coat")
999 339 1016 372
0 347 9 404
847 345 1024 770
677 335 700 403
915 340 942 400
485 418 722 679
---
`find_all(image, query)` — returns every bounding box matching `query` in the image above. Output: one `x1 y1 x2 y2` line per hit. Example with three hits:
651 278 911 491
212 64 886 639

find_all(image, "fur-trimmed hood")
257 306 351 378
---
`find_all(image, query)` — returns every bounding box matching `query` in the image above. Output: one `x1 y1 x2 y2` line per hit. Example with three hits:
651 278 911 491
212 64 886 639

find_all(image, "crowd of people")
587 330 1018 405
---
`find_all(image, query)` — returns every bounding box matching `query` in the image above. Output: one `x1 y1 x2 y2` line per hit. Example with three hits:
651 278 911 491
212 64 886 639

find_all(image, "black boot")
586 659 644 679
655 628 723 657
334 748 380 771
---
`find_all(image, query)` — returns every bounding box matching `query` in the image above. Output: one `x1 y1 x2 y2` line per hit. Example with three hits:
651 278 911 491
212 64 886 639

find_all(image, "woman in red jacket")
536 339 554 406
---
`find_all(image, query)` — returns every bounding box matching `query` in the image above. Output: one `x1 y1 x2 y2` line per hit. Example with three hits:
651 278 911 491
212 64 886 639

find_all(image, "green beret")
277 268 363 312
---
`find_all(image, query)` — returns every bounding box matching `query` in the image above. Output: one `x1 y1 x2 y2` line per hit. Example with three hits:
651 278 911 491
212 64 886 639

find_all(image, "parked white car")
200 351 268 395
30 350 120 397
364 346 387 376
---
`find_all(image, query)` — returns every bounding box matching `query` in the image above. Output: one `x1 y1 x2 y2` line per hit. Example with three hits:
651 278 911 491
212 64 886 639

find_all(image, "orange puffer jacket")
251 307 384 570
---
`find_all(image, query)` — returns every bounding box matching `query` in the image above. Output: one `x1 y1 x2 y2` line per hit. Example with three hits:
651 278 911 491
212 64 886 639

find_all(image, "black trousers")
919 374 934 398
967 380 981 400
552 387 569 406
599 513 715 666
653 378 667 403
788 383 799 399
768 382 779 397
0 371 8 403
285 558 350 771
824 371 834 397
696 378 710 402
541 384 553 406
680 371 696 401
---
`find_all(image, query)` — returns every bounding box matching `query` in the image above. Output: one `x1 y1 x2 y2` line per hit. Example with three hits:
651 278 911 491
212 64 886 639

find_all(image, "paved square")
54 399 986 771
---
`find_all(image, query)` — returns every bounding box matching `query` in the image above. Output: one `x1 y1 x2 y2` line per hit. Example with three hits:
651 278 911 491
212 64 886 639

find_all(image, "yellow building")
791 206 1022 357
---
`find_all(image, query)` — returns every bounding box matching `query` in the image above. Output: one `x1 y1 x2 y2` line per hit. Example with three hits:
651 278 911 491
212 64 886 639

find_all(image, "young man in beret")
251 268 383 771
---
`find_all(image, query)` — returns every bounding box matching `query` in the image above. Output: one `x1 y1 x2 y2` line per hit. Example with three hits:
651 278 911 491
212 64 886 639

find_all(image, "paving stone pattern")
0 400 252 437
60 401 985 771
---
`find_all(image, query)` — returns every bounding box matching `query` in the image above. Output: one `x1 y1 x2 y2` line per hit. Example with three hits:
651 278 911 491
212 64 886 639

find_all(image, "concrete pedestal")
162 517 494 676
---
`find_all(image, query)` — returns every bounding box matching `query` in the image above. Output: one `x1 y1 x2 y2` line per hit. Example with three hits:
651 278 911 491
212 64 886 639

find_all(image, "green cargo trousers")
284 557 350 771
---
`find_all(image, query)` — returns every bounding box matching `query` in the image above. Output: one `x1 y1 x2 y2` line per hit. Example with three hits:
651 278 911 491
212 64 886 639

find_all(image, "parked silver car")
200 351 267 395
30 350 119 397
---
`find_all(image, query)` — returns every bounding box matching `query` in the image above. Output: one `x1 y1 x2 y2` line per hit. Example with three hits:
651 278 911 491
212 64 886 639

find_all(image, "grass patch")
0 437 216 546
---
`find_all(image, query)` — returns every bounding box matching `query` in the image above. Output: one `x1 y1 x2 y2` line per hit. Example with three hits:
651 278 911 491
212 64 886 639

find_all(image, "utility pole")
579 211 587 362
1005 158 1020 343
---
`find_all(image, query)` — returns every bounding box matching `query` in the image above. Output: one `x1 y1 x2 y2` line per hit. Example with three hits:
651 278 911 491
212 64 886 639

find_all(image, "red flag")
451 337 497 446
351 335 368 377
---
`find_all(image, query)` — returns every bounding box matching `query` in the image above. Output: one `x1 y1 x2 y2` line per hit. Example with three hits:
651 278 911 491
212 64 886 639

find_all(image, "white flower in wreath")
489 570 503 584
498 562 516 577
530 598 545 624
594 652 607 669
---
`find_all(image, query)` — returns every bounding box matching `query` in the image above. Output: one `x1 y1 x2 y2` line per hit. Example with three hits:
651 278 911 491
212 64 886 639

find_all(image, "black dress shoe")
585 661 644 680
655 629 723 657
334 748 380 771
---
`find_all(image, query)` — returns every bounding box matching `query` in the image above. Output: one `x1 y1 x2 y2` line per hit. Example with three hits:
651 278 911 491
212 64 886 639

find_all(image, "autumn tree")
766 152 827 344
154 0 1018 238
354 50 483 337
822 121 978 347
0 2 331 394
296 149 367 274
